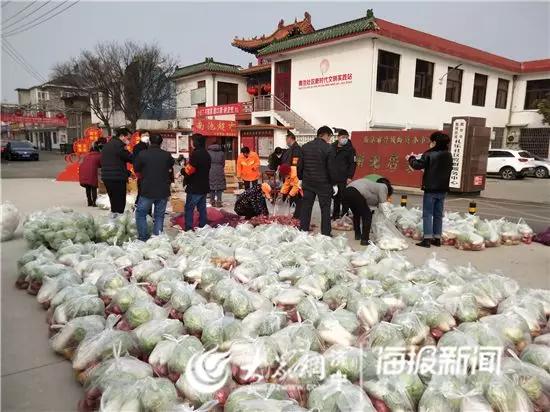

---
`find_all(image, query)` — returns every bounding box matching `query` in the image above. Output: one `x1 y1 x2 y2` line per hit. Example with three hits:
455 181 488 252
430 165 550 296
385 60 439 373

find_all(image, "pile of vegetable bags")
14 218 550 412
96 194 136 211
388 204 535 251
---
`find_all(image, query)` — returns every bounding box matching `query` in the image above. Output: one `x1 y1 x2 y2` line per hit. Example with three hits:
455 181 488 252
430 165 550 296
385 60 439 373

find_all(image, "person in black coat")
408 131 453 248
133 130 150 207
133 134 174 241
329 129 357 220
268 147 283 171
182 134 211 231
298 125 335 236
207 143 227 207
100 127 132 215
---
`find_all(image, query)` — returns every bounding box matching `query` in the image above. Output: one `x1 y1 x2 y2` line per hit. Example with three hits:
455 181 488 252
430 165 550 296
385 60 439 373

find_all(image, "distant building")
12 78 91 150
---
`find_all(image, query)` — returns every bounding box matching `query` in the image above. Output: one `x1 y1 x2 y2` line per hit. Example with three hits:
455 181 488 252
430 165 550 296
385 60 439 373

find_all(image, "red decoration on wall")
247 86 259 96
262 83 271 94
57 126 104 182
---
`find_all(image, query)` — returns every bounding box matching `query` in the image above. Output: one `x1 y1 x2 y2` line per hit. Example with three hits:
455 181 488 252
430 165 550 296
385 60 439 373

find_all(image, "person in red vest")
79 143 102 207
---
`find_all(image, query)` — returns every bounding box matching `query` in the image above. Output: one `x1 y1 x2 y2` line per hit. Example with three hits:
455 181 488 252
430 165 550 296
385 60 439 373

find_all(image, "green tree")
536 98 550 125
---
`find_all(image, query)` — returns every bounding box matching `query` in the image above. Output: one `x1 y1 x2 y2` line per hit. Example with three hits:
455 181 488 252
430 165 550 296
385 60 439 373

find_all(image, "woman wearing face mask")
329 129 357 220
100 127 133 216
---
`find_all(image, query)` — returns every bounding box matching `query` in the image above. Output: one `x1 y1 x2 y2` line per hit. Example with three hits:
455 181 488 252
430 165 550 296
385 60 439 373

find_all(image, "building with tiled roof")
172 58 242 79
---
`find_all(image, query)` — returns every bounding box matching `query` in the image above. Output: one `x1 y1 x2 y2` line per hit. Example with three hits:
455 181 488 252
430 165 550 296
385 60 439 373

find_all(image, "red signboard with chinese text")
351 130 436 188
1 113 68 127
192 119 238 137
195 102 252 117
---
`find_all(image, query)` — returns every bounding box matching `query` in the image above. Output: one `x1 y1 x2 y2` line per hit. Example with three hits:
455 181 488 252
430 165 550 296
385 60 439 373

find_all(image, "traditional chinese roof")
172 58 242 79
239 63 272 75
232 12 315 55
256 10 550 74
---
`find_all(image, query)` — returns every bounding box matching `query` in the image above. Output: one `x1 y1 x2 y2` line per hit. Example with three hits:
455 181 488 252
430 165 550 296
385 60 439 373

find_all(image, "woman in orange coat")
236 146 260 189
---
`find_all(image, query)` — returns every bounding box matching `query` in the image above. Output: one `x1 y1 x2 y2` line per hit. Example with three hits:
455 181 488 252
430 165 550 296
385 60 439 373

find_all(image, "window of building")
37 90 49 101
445 67 463 103
52 132 57 145
376 50 400 94
524 79 550 109
217 82 238 105
414 59 434 99
495 78 509 109
472 73 488 106
197 80 206 88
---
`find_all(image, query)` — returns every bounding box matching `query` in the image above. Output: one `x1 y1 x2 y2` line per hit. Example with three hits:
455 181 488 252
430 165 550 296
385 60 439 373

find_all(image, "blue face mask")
339 137 349 145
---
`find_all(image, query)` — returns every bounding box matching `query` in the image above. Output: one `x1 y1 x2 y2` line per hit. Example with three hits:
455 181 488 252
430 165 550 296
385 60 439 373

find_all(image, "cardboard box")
171 196 184 213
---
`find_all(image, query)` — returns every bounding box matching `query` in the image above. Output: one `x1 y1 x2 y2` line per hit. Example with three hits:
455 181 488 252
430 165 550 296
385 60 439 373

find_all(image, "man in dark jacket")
280 131 303 219
267 147 283 171
134 134 175 240
408 131 453 248
329 129 357 220
298 125 334 236
101 127 132 215
133 130 150 208
182 134 211 231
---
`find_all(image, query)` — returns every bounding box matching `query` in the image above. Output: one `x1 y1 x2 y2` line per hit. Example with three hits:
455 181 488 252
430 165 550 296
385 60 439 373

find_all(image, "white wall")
509 72 550 128
271 36 531 132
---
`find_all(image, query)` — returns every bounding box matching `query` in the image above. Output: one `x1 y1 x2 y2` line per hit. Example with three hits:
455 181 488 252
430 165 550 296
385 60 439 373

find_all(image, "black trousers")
291 196 302 220
343 186 373 241
243 180 258 190
300 188 332 236
81 184 97 206
332 182 349 219
103 180 127 213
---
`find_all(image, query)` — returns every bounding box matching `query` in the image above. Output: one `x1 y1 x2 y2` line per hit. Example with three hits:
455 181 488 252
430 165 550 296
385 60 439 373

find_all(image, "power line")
2 1 78 37
2 1 36 24
1 1 50 32
2 39 47 83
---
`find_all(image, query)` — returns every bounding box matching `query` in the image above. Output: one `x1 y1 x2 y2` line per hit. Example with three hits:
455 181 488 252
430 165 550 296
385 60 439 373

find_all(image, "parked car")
525 153 550 178
1 140 8 157
486 149 536 180
4 140 39 161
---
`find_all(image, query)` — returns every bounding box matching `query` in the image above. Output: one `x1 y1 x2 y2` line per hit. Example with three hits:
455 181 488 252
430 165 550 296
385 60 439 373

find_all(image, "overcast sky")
1 1 549 102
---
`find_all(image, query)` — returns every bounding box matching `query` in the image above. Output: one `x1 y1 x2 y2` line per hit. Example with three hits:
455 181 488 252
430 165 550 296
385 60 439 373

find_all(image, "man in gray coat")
343 177 393 245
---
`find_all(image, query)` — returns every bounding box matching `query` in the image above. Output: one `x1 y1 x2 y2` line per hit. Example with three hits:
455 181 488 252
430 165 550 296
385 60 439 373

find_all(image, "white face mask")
141 135 150 144
339 137 349 145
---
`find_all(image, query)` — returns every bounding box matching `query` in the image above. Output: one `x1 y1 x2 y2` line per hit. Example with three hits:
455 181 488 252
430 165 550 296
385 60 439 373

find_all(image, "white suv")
486 150 537 180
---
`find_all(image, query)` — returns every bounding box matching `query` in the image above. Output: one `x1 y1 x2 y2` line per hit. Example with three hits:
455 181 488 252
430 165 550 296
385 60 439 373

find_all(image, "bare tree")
53 40 176 133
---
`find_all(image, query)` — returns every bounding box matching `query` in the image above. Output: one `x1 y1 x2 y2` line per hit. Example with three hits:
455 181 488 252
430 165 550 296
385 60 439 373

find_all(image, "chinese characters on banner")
298 73 353 89
351 130 435 188
195 102 251 117
192 119 238 137
0 113 68 127
240 129 274 157
449 119 467 189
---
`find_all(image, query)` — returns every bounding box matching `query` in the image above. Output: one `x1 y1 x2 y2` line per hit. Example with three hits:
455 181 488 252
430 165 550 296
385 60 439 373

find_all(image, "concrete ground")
1 151 66 179
1 174 549 410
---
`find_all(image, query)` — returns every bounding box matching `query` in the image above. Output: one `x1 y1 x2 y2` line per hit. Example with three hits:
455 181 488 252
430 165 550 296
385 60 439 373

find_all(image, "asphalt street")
1 150 67 179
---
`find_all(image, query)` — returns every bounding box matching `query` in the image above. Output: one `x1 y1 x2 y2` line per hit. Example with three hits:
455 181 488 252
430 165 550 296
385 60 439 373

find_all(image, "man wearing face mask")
329 129 357 220
101 127 133 216
133 130 150 208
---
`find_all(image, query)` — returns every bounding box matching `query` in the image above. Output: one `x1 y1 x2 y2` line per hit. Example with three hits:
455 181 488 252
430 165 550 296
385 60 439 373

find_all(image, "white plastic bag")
1 202 20 241
371 211 409 250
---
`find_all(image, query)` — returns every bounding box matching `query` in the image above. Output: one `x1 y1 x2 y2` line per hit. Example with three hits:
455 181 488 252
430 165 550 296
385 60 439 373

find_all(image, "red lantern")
37 111 45 118
14 109 23 116
262 83 271 94
247 86 259 96
56 112 65 119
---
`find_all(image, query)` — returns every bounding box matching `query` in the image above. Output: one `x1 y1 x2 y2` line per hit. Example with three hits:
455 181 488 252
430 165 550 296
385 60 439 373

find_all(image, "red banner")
195 102 251 117
0 113 68 126
192 119 237 137
351 130 436 188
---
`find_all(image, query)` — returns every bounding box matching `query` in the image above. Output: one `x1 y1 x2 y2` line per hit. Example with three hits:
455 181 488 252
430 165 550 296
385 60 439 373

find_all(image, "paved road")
1 151 66 179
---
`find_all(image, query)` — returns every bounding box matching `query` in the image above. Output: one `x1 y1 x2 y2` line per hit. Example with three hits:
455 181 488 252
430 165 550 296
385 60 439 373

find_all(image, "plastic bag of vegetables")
223 287 270 319
271 321 323 354
17 245 55 269
16 256 54 290
417 375 465 412
99 376 179 412
241 309 288 337
295 274 329 299
308 374 376 412
364 321 406 349
454 229 485 251
520 344 550 373
296 296 331 326
133 319 185 356
148 335 193 378
500 221 523 246
347 295 386 330
457 321 513 349
230 337 279 384
166 335 204 382
350 243 384 268
117 299 169 331
498 295 547 336
1 202 20 241
183 303 224 337
477 374 534 412
51 294 105 325
323 345 378 382
391 312 430 346
81 354 153 410
168 282 207 319
201 315 243 351
130 259 164 282
480 314 532 353
317 309 360 347
50 315 106 359
476 219 501 247
36 272 82 309
48 283 98 319
72 315 140 373
106 283 153 315
225 383 290 412
96 271 129 303
363 372 426 412
25 262 77 295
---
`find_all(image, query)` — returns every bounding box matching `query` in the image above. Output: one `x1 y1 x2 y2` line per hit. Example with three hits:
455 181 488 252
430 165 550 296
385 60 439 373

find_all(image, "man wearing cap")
329 129 357 220
298 125 335 236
